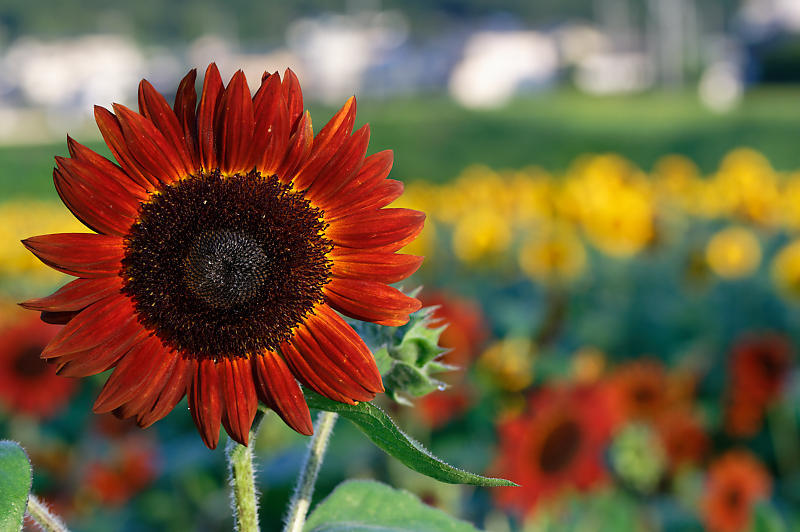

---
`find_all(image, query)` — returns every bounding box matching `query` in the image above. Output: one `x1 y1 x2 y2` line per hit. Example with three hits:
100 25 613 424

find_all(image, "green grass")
4 87 800 200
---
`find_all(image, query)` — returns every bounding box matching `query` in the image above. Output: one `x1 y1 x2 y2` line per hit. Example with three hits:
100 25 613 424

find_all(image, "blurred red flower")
608 358 669 422
656 408 709 471
0 310 77 418
84 439 158 506
701 450 771 532
490 384 617 518
725 333 793 437
421 291 489 369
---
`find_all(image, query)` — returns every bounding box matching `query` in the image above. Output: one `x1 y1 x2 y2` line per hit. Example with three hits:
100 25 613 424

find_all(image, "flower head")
0 309 77 418
701 451 771 532
490 384 616 517
21 65 424 448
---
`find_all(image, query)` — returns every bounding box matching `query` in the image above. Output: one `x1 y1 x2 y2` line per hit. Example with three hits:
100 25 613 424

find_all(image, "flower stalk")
227 410 266 532
26 494 69 532
284 411 339 532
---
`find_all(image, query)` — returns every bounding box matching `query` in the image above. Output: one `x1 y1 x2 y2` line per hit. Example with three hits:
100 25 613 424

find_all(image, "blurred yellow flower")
771 239 800 299
452 207 512 264
518 223 586 283
713 148 780 226
705 226 762 279
478 337 534 391
0 201 84 281
571 346 606 383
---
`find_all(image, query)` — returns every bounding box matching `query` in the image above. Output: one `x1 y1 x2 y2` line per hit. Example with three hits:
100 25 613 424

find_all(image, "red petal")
92 335 169 413
197 63 224 171
275 111 313 182
55 319 149 377
113 349 179 421
326 208 425 250
66 136 147 196
138 79 197 174
304 305 383 393
54 159 141 236
253 351 313 435
216 70 255 175
279 340 354 404
252 73 290 175
42 294 135 357
305 124 370 206
40 311 79 325
330 251 423 284
23 233 123 278
282 68 304 134
335 150 393 198
292 97 357 191
188 358 223 449
95 105 158 190
219 357 258 445
113 103 192 183
324 278 421 326
138 354 193 428
325 179 404 221
292 325 375 402
20 276 122 312
173 68 200 168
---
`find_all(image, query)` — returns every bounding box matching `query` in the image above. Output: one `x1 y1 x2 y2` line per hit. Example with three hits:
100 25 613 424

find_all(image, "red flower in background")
608 358 669 422
490 384 617 518
656 409 709 471
421 291 488 369
84 438 158 506
21 64 425 449
701 451 771 532
725 333 792 437
415 292 488 428
0 310 76 418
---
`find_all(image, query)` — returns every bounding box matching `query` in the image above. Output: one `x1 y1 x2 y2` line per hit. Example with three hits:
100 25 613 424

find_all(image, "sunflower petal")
330 251 423 284
197 63 224 172
138 354 193 428
94 105 158 190
282 68 304 133
112 350 179 421
276 111 313 181
138 79 197 173
188 358 224 449
252 73 290 175
324 278 421 326
279 340 354 404
326 208 425 250
253 351 313 436
22 233 123 278
216 70 255 175
42 295 136 357
326 179 404 221
20 277 122 312
306 124 370 206
55 319 149 377
173 68 200 168
219 357 258 445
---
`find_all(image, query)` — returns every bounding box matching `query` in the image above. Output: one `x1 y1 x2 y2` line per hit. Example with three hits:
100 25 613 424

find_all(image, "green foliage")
0 440 32 532
304 390 515 487
303 479 478 532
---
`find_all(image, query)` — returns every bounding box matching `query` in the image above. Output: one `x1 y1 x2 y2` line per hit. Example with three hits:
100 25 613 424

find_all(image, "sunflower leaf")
304 390 516 487
304 480 479 531
0 440 32 532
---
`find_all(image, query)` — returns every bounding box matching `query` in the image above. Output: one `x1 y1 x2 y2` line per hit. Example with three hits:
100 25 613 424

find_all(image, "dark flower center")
121 170 332 359
13 346 49 377
183 230 270 309
538 418 583 474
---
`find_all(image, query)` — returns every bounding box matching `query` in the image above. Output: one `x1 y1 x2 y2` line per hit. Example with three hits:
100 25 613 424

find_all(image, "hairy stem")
227 410 266 532
283 411 338 532
26 494 69 532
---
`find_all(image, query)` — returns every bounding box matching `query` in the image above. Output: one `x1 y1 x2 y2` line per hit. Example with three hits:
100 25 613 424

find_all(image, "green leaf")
304 480 478 532
304 390 516 487
0 440 32 532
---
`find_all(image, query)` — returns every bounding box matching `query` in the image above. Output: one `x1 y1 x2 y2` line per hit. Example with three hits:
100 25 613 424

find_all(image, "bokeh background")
2 0 800 530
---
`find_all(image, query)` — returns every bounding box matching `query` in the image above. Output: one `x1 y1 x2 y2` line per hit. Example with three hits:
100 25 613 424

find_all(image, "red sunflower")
21 64 424 449
0 309 77 418
490 384 617 518
701 450 771 532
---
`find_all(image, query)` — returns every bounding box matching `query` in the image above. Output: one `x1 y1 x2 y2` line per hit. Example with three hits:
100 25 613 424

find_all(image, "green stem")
283 411 338 532
227 410 266 532
26 494 69 532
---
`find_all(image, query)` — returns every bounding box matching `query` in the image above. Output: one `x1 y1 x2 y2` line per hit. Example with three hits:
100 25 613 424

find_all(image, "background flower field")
2 1 800 531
